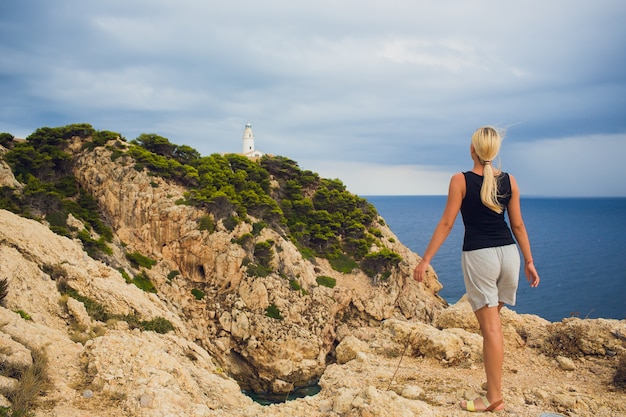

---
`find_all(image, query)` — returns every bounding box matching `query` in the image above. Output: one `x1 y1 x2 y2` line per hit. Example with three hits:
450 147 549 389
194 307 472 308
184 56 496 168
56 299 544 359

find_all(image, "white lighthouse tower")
241 123 263 158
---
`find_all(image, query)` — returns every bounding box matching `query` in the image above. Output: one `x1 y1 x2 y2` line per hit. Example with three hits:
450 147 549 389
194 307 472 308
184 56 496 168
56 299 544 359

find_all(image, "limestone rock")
336 335 370 364
556 355 577 371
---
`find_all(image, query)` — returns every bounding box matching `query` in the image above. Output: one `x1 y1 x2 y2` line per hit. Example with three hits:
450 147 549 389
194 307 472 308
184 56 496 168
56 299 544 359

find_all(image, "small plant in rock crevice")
316 276 336 289
265 304 283 320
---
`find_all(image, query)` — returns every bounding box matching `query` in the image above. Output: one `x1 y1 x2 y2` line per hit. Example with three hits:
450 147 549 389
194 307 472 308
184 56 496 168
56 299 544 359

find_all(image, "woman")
413 126 540 413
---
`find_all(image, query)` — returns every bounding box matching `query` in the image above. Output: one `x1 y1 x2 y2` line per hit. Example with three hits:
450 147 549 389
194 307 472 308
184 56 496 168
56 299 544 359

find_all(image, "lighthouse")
242 123 254 154
241 123 263 158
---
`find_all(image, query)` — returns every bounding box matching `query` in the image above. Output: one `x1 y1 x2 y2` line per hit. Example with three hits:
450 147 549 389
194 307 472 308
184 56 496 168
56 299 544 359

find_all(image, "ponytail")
471 127 504 213
481 161 501 213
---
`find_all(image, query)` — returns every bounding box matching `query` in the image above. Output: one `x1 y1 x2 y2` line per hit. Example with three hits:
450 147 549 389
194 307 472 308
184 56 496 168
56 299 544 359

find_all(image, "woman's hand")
413 260 430 282
525 261 540 287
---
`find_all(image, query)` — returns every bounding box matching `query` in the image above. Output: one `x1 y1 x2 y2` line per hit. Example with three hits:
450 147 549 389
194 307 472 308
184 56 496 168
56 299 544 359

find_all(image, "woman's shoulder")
450 172 466 190
452 172 467 183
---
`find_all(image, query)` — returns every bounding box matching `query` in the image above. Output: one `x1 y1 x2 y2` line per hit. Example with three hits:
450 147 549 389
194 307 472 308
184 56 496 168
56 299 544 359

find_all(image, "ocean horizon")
365 195 626 322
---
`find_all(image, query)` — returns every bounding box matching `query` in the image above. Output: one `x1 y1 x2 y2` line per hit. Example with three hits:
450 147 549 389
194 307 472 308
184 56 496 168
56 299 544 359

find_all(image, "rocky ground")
1 138 625 416
311 317 626 417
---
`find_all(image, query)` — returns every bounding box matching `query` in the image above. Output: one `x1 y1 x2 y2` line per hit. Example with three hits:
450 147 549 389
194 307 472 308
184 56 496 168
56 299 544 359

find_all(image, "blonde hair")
471 126 504 213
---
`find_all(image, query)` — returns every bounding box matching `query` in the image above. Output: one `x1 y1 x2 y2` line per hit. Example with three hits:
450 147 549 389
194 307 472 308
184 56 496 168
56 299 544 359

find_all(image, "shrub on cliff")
254 241 274 269
126 251 157 269
131 271 157 293
316 276 336 288
139 317 175 334
265 303 283 320
361 248 403 280
0 132 14 148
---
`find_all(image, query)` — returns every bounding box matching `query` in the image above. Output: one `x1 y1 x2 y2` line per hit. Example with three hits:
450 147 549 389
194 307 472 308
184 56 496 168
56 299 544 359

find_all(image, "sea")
365 196 626 323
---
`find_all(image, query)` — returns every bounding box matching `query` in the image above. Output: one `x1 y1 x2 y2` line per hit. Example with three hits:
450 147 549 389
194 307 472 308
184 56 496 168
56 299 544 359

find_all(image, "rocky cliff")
0 134 624 416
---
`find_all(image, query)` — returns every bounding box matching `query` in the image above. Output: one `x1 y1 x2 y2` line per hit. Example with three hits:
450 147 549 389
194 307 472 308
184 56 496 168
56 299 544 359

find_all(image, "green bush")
361 248 402 279
132 271 157 293
232 233 253 247
252 221 267 236
119 268 132 283
316 276 336 288
167 270 180 281
140 317 174 334
0 132 14 148
126 251 157 269
265 304 283 320
289 280 301 291
191 288 205 300
109 148 125 161
223 215 240 232
77 230 112 258
116 313 174 334
198 215 215 232
245 262 272 278
254 241 274 269
328 253 358 273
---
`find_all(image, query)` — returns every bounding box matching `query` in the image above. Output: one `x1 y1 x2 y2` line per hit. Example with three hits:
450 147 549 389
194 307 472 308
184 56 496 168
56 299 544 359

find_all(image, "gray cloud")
1 0 625 196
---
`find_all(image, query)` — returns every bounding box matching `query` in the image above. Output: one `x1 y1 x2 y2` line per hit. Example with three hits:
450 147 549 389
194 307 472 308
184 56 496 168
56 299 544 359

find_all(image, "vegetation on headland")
0 124 401 279
0 125 114 259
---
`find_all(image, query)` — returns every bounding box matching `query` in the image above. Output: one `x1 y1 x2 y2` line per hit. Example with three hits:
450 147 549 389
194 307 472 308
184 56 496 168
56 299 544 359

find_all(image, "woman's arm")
507 174 540 287
413 173 464 282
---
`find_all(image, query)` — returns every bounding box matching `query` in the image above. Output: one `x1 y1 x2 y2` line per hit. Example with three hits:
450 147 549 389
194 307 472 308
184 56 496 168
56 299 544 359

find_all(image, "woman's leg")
461 302 506 411
474 303 505 408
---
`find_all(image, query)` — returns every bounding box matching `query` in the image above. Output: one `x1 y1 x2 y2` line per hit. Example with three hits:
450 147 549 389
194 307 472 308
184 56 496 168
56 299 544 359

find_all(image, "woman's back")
460 171 514 251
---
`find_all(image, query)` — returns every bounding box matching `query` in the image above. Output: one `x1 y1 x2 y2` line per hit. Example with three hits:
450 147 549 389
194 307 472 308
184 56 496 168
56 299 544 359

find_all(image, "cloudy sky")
1 0 625 196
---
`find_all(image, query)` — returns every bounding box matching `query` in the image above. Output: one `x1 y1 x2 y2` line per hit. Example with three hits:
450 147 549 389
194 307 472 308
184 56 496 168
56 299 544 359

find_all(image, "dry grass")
541 322 586 358
1 347 51 417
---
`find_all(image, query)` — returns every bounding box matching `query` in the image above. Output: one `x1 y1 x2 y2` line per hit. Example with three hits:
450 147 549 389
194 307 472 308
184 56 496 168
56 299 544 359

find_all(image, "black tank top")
460 171 515 251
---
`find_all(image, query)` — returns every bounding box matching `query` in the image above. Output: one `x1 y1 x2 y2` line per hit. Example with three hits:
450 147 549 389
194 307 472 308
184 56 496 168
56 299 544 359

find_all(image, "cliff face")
66 137 446 394
0 136 624 417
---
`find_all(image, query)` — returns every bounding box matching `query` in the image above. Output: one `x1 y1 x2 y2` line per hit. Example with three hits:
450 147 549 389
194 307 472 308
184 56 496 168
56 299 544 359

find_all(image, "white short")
461 244 520 312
